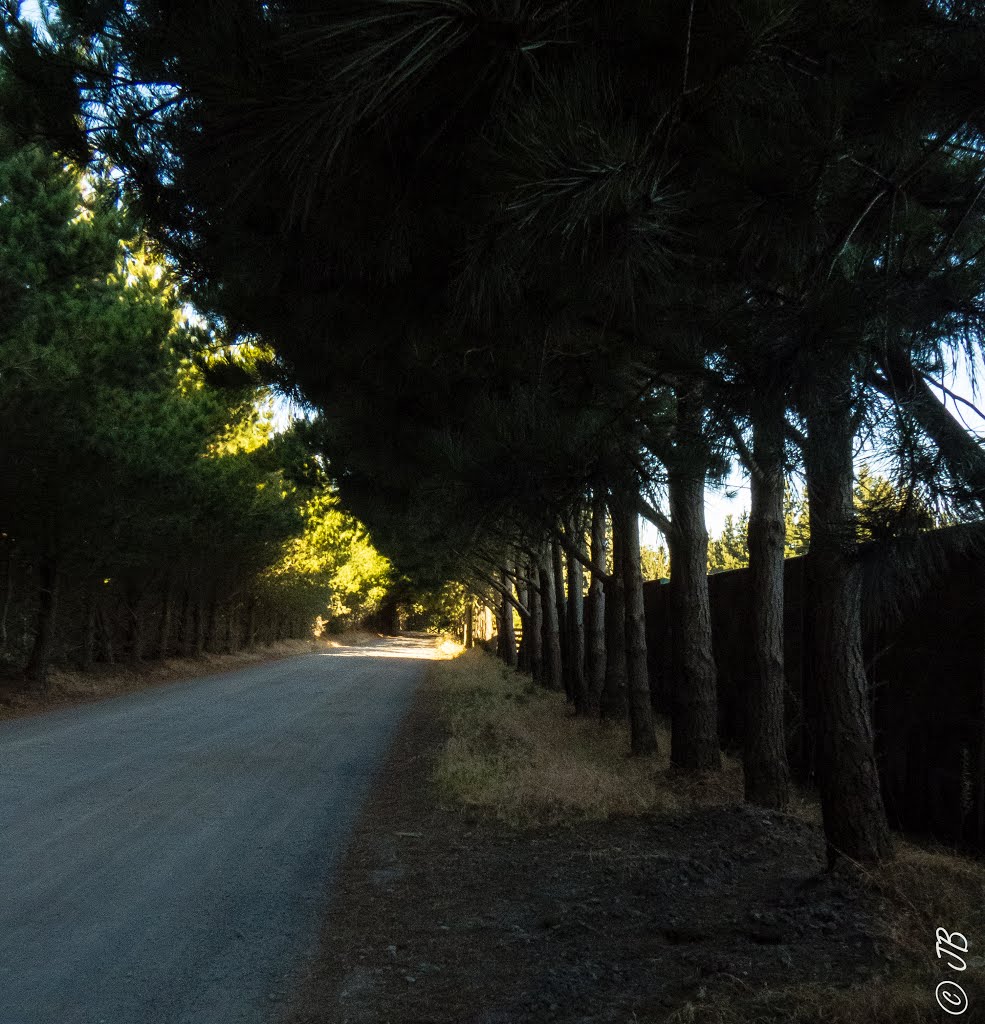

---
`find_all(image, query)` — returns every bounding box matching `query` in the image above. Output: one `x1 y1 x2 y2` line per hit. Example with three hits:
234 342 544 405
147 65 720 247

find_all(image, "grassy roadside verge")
0 630 378 722
428 649 985 1024
430 648 747 824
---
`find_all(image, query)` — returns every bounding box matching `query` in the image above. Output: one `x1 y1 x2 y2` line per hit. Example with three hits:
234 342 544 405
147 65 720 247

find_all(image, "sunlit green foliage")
707 515 751 574
0 124 393 680
266 488 392 628
640 544 670 582
704 472 940 573
853 465 939 543
784 487 811 560
403 581 468 635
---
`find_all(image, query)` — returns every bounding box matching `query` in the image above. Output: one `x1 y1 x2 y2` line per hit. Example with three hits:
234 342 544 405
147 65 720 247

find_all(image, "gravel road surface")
0 636 433 1024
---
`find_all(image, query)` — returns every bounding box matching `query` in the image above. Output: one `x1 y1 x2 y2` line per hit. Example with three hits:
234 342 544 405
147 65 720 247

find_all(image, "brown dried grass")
429 648 744 826
430 649 985 1023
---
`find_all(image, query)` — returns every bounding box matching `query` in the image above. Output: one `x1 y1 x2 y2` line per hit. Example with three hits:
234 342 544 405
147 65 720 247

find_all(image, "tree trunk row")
14 575 307 690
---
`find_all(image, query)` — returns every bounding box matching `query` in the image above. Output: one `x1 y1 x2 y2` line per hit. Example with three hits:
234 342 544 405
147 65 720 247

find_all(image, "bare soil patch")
285 653 979 1024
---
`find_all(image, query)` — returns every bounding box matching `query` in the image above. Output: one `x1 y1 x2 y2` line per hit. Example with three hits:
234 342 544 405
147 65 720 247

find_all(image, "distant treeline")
0 132 391 686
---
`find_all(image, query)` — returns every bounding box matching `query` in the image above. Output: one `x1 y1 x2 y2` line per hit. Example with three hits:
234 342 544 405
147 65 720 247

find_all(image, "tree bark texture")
225 603 238 653
177 589 191 656
516 574 532 673
586 497 607 713
499 566 517 667
601 513 628 720
565 518 589 714
668 385 721 774
615 497 657 755
157 583 174 660
804 381 893 865
98 602 115 665
246 597 257 648
126 585 144 664
745 407 792 809
464 599 474 648
552 539 569 698
26 555 59 690
194 600 207 656
527 561 543 681
80 588 97 672
539 546 564 692
0 541 12 651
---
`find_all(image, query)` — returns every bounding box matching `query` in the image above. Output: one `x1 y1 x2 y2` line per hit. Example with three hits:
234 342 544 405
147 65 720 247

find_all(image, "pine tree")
640 544 670 582
707 513 750 573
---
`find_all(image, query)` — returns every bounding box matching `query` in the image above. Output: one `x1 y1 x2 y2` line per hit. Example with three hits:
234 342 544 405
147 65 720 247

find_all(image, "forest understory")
0 631 377 722
286 651 985 1024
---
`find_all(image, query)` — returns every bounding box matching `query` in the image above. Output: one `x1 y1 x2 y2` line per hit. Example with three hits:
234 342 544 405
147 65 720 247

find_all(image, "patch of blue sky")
641 350 985 548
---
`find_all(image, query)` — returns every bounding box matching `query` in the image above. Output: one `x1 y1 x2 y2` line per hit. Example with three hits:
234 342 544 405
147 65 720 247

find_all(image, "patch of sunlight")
318 640 440 661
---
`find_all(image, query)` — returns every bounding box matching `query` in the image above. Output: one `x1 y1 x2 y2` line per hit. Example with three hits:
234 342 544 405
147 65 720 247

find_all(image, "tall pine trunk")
600 514 628 720
26 555 59 691
194 599 206 656
499 566 517 667
81 587 97 672
552 539 569 698
615 495 657 754
804 382 893 865
539 546 564 692
565 517 589 714
0 539 12 652
157 581 174 660
586 497 607 713
226 603 238 653
205 599 219 653
463 599 474 647
176 589 191 655
516 574 531 673
668 384 721 773
745 406 792 808
246 597 257 648
98 602 116 665
126 585 144 664
528 562 543 681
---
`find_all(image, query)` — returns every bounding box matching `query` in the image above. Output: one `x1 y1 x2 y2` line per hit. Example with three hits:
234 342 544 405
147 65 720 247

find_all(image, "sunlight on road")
319 639 452 661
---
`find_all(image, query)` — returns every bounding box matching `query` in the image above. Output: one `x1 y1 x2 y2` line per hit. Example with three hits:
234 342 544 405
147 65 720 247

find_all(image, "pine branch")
552 524 611 582
637 495 672 538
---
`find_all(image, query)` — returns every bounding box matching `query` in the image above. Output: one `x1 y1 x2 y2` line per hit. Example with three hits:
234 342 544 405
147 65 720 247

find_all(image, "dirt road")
0 637 433 1024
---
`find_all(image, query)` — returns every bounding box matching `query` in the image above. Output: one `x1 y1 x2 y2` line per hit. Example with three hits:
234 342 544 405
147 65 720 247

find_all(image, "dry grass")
863 840 985 1021
666 979 930 1024
320 629 378 650
662 817 985 1023
428 648 743 826
429 649 985 1023
0 631 379 721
